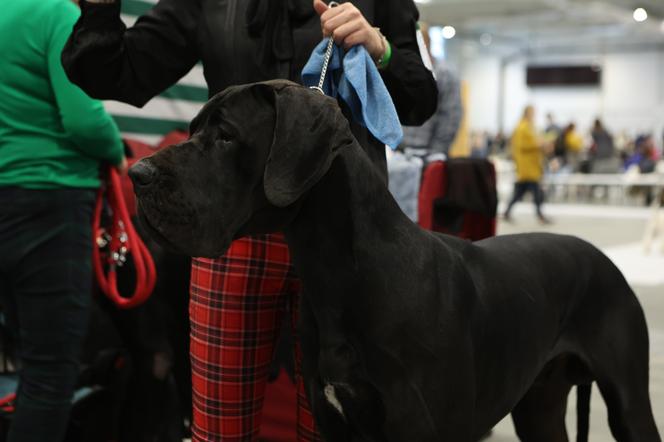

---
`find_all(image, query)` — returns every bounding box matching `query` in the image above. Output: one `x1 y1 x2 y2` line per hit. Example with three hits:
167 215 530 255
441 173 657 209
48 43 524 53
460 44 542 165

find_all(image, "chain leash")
309 1 339 95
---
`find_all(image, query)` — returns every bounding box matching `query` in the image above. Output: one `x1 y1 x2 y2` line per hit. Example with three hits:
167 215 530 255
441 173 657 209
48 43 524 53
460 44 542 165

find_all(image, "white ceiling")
416 0 664 55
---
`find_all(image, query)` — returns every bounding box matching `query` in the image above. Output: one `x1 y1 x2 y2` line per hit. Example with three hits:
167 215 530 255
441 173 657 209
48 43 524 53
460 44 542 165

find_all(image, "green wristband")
377 40 392 70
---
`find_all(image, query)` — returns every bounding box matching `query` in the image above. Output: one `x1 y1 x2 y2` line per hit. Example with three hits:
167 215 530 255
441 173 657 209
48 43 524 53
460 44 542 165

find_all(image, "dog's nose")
129 160 157 187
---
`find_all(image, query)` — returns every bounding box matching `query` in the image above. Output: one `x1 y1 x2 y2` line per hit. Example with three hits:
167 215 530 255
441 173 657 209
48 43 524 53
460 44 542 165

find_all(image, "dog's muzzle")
128 159 198 254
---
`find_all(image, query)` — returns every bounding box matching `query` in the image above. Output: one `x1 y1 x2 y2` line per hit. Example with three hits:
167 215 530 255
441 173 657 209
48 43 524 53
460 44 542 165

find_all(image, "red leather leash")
93 166 156 309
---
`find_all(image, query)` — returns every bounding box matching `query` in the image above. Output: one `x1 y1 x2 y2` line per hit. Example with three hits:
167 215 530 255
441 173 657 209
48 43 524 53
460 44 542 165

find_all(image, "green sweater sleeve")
47 1 124 165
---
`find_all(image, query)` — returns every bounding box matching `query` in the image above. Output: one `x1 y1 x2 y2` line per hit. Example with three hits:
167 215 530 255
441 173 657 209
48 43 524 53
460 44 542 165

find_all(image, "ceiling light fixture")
480 33 493 46
442 26 456 39
633 7 648 22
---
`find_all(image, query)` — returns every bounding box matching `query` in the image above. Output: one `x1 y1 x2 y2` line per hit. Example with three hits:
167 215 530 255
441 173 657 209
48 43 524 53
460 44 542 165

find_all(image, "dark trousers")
0 187 95 442
504 181 544 218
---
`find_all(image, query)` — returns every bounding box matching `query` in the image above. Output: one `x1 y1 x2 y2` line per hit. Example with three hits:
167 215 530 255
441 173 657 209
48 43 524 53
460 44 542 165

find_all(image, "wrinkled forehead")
188 81 316 145
189 85 256 135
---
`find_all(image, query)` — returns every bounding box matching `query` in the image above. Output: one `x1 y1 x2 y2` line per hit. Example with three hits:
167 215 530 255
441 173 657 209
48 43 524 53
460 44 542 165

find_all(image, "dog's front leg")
298 293 354 441
299 294 389 441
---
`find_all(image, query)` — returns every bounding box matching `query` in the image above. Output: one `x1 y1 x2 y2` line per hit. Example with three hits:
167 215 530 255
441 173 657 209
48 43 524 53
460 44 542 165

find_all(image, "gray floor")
487 202 664 441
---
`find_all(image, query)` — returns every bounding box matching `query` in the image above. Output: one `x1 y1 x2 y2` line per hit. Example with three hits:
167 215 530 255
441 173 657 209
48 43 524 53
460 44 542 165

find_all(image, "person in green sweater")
0 0 125 440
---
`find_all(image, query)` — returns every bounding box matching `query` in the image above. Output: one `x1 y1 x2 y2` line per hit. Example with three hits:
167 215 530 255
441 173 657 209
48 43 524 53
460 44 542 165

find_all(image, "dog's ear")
262 84 353 208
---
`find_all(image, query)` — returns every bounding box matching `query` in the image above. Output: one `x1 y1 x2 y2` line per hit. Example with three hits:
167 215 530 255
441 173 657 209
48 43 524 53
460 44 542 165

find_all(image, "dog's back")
432 231 657 440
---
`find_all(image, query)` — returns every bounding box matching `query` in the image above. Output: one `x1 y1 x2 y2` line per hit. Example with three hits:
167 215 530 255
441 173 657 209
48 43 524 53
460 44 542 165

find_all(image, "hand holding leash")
313 0 386 60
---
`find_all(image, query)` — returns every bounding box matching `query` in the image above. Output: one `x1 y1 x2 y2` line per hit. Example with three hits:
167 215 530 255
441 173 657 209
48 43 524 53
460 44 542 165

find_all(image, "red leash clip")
93 166 156 309
0 393 15 413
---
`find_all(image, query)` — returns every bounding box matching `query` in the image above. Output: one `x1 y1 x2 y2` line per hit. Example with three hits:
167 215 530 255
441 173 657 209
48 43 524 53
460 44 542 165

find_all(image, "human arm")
49 1 124 166
61 0 200 107
313 0 438 126
374 0 438 125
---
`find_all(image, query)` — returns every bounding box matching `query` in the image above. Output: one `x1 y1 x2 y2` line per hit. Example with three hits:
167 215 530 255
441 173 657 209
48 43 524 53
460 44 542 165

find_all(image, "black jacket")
62 0 437 174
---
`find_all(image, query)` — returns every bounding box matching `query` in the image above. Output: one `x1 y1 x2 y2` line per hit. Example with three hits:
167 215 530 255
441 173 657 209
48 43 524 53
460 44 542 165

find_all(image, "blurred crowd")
470 113 663 177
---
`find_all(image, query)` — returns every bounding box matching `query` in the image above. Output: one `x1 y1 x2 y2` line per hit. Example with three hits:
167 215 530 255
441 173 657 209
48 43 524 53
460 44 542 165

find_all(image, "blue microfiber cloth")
302 38 403 150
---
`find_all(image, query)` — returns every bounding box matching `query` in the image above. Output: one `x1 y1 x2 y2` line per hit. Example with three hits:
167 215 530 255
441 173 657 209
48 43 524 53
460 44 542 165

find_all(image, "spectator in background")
504 105 551 224
553 123 584 171
564 123 584 170
545 112 561 137
487 130 508 156
590 118 618 173
401 25 462 155
591 119 614 159
625 134 658 205
542 113 561 169
0 0 125 440
470 131 489 158
625 135 657 174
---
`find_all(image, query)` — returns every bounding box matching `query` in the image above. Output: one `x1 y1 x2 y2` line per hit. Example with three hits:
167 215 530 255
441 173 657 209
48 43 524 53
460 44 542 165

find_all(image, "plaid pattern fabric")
190 233 320 441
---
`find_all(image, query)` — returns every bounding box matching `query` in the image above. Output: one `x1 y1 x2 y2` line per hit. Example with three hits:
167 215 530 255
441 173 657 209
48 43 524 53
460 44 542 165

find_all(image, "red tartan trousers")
189 233 320 441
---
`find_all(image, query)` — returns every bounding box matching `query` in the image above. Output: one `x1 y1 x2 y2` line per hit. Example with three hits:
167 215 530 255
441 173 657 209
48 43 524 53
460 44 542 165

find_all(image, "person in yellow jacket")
564 123 584 170
553 123 584 168
564 124 584 153
504 105 551 223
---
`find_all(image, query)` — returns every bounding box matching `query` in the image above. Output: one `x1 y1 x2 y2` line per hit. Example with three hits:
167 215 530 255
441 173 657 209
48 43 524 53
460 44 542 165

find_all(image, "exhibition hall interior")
0 0 663 441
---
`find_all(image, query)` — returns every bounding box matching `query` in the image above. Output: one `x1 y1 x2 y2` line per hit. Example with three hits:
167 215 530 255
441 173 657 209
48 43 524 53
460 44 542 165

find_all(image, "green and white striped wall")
105 0 208 144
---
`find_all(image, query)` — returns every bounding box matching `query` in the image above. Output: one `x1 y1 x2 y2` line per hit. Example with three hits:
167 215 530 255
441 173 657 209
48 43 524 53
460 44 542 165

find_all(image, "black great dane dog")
129 80 660 442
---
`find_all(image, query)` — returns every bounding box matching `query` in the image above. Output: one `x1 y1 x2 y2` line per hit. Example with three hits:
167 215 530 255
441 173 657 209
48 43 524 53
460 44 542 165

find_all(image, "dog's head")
129 80 353 257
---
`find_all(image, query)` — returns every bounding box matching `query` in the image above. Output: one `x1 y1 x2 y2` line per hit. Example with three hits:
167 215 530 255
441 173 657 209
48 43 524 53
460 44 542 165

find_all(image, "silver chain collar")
309 1 339 95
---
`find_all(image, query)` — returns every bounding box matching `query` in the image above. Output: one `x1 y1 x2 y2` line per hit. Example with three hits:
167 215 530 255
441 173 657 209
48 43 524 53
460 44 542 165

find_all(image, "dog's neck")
284 143 417 312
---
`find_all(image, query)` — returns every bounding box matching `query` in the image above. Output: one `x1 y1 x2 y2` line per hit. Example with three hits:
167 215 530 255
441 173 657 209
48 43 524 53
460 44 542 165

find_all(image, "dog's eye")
217 124 237 142
218 133 234 144
215 138 234 149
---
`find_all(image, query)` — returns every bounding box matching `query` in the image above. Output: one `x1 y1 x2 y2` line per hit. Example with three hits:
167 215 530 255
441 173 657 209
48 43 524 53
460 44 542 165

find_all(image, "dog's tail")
576 383 592 442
